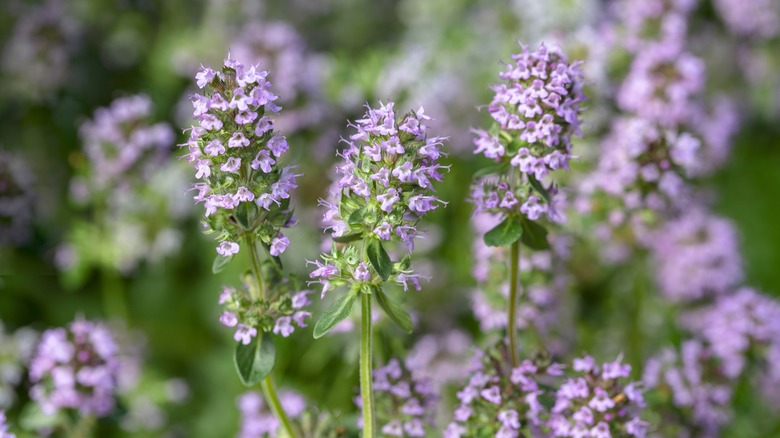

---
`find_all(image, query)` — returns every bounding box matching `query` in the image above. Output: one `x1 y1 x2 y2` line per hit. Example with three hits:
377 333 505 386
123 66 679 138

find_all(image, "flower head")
183 55 298 257
29 319 120 417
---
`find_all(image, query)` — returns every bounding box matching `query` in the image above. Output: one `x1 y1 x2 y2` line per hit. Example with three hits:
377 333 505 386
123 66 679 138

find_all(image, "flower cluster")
28 319 120 417
183 55 298 257
0 323 37 409
446 349 647 438
681 287 780 379
357 358 437 437
470 43 584 222
75 94 174 198
616 44 704 128
218 281 312 344
470 213 569 346
0 0 82 100
713 0 779 39
0 150 35 247
648 209 743 302
405 331 473 391
58 94 187 277
643 341 733 435
616 0 696 52
0 411 14 438
237 390 305 438
311 101 447 295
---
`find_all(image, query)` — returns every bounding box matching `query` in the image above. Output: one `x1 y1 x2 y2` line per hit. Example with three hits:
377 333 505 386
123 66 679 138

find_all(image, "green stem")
262 376 296 437
101 267 127 322
508 239 520 367
360 292 376 437
243 235 297 438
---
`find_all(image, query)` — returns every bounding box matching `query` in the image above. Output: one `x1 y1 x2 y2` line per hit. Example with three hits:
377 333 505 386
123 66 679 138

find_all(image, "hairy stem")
360 292 376 437
262 376 296 437
508 239 520 367
243 235 297 438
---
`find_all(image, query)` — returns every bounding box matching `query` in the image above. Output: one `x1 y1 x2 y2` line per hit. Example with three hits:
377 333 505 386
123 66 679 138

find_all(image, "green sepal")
483 215 523 247
313 289 358 339
347 205 368 225
366 238 393 281
212 253 234 273
473 161 509 178
373 286 413 334
520 217 550 250
394 254 411 273
528 174 551 203
505 136 525 156
333 232 363 243
234 332 275 386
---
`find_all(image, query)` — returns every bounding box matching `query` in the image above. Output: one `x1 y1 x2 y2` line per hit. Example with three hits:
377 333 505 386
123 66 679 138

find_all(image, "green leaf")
234 202 257 230
373 286 413 333
528 175 551 203
366 238 393 281
505 137 524 156
483 215 523 247
520 217 550 250
313 290 358 339
473 161 509 178
394 254 411 273
212 254 234 273
234 333 275 386
347 205 368 225
333 232 363 243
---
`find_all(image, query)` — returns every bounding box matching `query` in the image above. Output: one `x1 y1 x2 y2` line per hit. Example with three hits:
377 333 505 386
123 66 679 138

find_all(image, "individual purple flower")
28 319 120 417
216 241 240 257
234 324 258 345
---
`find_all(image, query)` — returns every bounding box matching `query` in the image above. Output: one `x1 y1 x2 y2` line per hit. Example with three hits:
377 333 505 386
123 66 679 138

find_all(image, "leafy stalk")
244 235 297 438
508 240 521 367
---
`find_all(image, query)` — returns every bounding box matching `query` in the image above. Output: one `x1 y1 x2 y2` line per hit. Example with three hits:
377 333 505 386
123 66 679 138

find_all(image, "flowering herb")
183 55 307 437
311 101 448 436
470 43 585 367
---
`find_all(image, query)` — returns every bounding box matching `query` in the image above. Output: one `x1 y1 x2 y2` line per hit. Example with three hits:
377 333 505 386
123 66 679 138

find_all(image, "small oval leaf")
528 175 551 204
333 232 363 243
483 215 523 247
212 254 234 274
520 217 550 250
374 286 413 334
313 290 358 339
234 333 275 386
366 238 393 281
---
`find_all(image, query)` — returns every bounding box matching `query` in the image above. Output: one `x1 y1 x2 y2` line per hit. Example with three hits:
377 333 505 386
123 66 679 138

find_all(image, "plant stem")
262 375 296 437
360 292 376 437
508 239 520 367
243 235 297 438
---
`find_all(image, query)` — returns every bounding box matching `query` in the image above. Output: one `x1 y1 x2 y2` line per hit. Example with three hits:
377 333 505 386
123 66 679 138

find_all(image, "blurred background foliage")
0 0 779 436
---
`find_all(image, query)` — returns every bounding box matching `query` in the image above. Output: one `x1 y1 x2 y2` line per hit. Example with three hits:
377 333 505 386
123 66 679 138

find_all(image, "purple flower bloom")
269 234 290 256
217 241 240 257
220 311 238 328
233 324 257 345
29 319 120 417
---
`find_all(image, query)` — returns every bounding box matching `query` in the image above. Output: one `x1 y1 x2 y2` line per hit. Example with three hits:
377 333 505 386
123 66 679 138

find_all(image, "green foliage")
313 289 358 339
234 333 276 386
372 285 413 333
366 238 393 281
484 215 523 247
